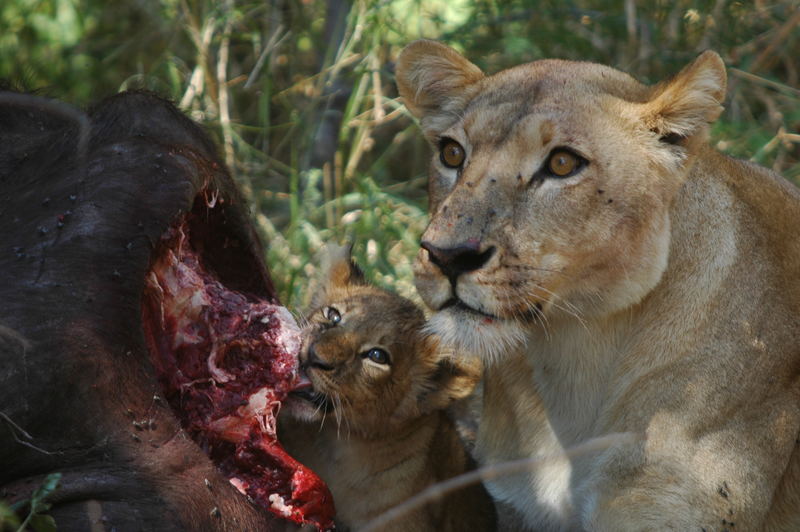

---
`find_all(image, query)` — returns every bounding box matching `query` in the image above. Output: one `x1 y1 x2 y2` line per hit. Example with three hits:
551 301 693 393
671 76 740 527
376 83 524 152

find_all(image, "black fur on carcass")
0 90 297 531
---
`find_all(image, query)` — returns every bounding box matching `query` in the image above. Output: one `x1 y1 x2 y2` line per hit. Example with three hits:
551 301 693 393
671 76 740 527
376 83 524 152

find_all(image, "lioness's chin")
425 306 527 364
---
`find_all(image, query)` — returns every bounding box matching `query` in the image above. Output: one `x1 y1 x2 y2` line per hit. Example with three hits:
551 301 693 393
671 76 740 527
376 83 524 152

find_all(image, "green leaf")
0 500 22 528
28 473 61 515
14 473 61 532
28 514 56 532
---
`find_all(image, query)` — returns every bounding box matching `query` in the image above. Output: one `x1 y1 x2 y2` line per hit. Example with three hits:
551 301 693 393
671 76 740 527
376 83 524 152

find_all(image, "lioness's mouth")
441 298 498 320
441 297 544 324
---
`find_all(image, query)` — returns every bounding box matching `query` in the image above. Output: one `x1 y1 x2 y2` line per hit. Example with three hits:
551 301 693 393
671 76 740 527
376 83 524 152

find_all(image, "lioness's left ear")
396 40 484 139
643 50 727 142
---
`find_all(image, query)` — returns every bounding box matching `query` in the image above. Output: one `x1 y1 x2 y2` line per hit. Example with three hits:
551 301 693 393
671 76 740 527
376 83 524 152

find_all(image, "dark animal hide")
0 91 302 531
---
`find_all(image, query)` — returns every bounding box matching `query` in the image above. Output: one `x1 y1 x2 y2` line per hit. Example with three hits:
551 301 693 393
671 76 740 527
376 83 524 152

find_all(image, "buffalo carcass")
0 91 334 531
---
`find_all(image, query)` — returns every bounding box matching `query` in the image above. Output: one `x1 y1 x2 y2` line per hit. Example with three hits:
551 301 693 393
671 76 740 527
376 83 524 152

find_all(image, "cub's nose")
421 240 495 279
303 344 335 371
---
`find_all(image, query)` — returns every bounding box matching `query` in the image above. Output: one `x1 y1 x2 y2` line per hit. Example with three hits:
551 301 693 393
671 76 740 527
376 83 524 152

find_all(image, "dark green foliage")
0 473 61 532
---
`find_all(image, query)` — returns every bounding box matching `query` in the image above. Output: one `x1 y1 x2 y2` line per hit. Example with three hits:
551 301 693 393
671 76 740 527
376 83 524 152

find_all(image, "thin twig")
323 162 335 228
244 25 288 90
179 17 216 110
0 412 60 456
370 54 385 123
749 8 800 75
216 2 235 174
272 53 361 99
729 67 800 98
750 127 800 162
348 107 403 128
359 432 639 532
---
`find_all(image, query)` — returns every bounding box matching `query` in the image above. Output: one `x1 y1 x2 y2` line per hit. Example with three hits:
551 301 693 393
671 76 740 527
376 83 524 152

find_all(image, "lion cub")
279 246 495 531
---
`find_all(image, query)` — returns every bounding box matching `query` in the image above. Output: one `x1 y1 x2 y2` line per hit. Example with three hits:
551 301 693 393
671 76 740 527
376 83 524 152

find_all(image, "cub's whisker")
338 394 353 440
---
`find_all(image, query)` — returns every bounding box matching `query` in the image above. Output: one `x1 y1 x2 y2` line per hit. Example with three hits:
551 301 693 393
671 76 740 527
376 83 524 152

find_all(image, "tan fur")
279 245 496 531
397 40 800 531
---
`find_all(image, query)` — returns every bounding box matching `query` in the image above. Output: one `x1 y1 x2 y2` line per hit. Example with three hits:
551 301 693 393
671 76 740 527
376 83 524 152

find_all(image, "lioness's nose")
421 240 495 279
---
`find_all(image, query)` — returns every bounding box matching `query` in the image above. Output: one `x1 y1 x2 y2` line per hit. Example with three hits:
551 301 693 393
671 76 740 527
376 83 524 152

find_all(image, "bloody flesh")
141 202 334 530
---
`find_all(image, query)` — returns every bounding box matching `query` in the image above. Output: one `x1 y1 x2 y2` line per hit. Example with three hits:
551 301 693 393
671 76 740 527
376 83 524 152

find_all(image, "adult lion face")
396 40 725 359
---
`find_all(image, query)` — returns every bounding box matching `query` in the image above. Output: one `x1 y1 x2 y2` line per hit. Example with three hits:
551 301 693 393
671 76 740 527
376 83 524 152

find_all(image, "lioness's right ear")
642 50 727 142
396 40 484 139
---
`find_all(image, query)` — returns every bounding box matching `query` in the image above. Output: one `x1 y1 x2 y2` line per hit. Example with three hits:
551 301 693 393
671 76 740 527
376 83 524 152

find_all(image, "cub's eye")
439 138 465 169
362 348 390 365
546 149 585 178
324 306 341 324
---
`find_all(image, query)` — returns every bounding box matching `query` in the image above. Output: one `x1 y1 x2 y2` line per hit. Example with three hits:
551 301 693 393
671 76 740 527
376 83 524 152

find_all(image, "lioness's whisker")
521 299 552 341
525 283 590 334
509 263 577 279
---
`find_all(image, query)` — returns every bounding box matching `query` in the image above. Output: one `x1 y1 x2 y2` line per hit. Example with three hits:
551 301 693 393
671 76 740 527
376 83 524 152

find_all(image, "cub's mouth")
141 189 335 530
288 369 333 414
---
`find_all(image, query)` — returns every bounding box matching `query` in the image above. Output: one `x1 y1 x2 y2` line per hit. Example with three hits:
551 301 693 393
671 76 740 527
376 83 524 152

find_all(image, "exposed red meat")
141 205 335 530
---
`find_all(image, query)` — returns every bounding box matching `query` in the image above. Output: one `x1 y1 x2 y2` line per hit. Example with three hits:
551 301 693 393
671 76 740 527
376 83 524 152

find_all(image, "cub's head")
396 40 727 360
285 245 481 438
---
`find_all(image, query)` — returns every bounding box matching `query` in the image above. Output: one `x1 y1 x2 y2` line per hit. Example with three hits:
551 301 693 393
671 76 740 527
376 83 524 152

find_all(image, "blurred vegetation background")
1 0 798 310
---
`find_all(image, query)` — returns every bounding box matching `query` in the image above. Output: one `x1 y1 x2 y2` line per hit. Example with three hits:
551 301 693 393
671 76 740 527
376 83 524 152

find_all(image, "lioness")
279 245 496 531
396 40 800 531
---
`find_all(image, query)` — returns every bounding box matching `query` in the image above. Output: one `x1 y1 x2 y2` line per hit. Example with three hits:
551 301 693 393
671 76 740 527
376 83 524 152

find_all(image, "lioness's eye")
363 348 390 365
546 149 584 178
324 306 341 324
439 138 465 169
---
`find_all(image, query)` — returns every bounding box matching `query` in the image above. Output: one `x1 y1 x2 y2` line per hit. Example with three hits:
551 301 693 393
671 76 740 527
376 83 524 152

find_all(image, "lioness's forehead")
458 59 649 142
477 59 648 103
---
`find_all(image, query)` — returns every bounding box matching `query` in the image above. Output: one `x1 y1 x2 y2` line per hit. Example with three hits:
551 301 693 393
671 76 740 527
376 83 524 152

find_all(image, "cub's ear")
643 50 727 143
396 39 484 139
312 243 366 306
421 340 483 412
